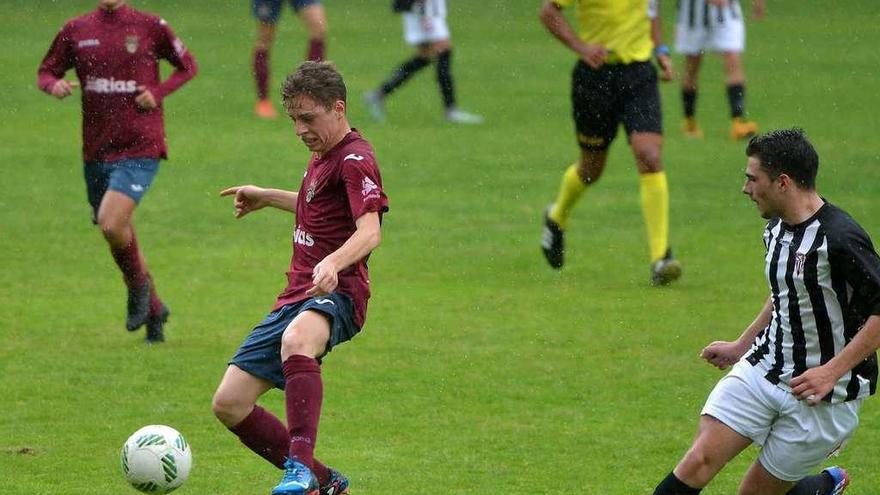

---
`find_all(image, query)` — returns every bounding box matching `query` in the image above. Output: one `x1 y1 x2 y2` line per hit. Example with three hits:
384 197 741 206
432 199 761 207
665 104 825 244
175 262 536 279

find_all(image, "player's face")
98 0 125 10
742 157 781 219
287 95 347 155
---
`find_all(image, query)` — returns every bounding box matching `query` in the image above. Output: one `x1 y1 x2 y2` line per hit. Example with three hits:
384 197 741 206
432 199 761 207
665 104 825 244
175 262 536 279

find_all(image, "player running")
37 0 198 342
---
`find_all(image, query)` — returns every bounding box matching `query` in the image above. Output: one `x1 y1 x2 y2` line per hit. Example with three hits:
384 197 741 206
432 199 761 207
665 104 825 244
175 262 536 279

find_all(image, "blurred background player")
37 0 198 342
252 0 328 119
652 129 878 495
212 61 388 495
675 0 765 140
363 0 483 124
538 0 682 286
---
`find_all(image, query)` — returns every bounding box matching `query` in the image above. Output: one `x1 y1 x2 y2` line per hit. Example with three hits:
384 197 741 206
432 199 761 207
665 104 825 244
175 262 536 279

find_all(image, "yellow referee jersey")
552 0 653 63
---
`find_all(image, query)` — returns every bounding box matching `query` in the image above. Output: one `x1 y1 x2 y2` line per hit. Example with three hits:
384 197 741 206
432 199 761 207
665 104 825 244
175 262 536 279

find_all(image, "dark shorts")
229 292 359 389
83 158 160 224
571 60 662 151
252 0 321 23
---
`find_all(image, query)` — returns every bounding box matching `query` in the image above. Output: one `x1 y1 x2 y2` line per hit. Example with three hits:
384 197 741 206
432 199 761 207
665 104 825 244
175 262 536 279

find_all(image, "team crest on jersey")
305 180 317 203
125 35 139 54
794 252 806 276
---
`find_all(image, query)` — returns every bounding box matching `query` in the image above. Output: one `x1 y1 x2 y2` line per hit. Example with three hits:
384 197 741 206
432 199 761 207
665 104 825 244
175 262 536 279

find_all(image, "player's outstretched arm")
306 212 382 297
219 185 298 218
538 0 608 69
700 296 773 368
791 315 880 406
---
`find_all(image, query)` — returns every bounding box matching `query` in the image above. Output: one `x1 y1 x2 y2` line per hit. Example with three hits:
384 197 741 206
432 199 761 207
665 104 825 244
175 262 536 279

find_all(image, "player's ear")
334 99 346 116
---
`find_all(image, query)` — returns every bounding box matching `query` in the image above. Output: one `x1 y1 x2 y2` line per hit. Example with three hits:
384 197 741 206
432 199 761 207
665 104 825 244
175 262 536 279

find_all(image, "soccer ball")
121 425 192 493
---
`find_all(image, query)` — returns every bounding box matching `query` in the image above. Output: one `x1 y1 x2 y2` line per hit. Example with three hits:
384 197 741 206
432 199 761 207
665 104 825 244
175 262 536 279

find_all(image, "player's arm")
538 0 608 69
701 296 772 369
219 185 298 218
307 212 382 297
649 0 674 81
37 23 78 99
136 19 199 110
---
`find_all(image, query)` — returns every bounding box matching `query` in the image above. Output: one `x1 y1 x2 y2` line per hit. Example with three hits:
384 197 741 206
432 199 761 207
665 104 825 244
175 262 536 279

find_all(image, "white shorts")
675 4 746 54
701 361 861 481
402 13 450 45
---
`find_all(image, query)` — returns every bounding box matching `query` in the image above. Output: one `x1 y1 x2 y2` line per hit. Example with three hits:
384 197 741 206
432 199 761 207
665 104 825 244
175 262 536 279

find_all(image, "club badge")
305 181 317 203
125 35 139 54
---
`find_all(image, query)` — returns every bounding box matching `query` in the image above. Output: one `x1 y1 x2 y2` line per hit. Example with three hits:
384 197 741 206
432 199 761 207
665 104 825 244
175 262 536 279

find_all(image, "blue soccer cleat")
824 466 850 495
272 458 319 495
319 468 349 495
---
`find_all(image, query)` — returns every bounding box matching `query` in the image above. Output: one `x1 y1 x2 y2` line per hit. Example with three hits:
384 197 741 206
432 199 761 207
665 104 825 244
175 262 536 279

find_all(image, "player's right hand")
219 185 268 219
50 79 79 99
579 43 609 70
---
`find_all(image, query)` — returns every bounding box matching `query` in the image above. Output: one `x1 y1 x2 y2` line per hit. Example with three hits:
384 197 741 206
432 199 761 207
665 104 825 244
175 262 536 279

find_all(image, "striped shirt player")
654 129 879 495
675 0 765 140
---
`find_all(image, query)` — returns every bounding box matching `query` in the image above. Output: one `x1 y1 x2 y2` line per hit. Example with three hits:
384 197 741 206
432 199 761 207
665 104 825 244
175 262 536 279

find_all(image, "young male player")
538 0 682 286
363 0 483 124
675 0 765 140
37 0 198 342
252 0 328 118
212 61 388 495
652 128 879 495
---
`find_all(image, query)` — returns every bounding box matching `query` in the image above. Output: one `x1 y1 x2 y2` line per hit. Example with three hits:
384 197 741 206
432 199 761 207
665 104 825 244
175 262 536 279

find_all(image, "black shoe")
651 249 682 286
144 304 169 344
126 279 152 331
541 205 565 269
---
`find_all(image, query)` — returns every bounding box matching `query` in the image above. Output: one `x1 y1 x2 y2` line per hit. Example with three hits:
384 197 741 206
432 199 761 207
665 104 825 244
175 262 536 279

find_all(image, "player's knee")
97 216 127 243
280 327 314 358
211 390 247 427
634 146 662 173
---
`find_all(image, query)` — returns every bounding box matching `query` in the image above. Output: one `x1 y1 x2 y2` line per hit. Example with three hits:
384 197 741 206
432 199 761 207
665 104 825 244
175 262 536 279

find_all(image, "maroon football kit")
37 4 197 163
274 130 389 328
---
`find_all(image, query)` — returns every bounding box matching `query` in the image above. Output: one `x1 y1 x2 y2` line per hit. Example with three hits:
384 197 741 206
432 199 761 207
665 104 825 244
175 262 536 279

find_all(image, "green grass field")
3 1 880 493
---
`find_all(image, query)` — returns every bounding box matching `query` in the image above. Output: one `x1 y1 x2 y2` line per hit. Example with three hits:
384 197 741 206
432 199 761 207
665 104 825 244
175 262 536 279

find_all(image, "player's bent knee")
280 328 317 358
211 391 250 427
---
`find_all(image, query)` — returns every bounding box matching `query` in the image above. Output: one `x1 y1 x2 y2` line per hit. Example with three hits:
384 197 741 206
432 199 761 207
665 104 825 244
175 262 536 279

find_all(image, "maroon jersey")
274 130 389 328
37 5 197 163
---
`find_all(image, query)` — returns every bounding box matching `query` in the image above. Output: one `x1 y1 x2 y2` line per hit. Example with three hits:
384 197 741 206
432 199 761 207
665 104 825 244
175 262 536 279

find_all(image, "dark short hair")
745 128 819 189
281 61 347 111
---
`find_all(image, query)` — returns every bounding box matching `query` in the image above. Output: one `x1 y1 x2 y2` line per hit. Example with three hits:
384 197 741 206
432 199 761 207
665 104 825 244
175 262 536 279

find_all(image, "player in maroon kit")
37 0 198 343
212 61 388 495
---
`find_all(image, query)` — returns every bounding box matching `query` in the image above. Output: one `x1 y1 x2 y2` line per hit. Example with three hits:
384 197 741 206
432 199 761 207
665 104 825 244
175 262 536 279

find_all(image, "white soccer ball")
121 425 192 493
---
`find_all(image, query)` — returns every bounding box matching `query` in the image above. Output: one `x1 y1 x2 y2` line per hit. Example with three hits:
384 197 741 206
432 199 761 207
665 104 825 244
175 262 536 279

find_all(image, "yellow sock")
639 171 669 262
549 164 587 229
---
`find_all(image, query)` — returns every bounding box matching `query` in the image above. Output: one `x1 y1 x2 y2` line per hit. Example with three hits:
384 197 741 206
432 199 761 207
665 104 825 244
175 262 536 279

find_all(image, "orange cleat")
730 117 759 140
682 117 704 139
255 99 278 119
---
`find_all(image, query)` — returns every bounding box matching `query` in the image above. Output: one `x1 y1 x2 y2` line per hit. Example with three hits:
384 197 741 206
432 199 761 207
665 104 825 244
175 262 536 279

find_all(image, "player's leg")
623 62 680 285
723 50 758 140
542 61 615 269
424 32 481 123
681 54 704 139
94 159 164 334
786 467 849 495
253 0 282 118
294 1 327 61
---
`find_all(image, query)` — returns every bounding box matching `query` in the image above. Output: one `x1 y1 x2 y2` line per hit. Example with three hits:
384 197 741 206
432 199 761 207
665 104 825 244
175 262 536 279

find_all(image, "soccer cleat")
363 91 385 122
319 468 350 495
729 117 759 140
681 117 704 139
256 99 279 119
144 304 170 344
445 108 484 125
650 249 682 286
824 466 850 495
126 279 152 331
541 205 565 269
272 458 319 495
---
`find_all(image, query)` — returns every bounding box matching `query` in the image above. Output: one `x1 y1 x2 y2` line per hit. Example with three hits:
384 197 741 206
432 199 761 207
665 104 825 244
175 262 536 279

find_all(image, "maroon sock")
109 234 148 288
306 38 325 61
145 273 163 316
282 355 323 468
229 405 289 469
312 458 330 486
253 48 270 99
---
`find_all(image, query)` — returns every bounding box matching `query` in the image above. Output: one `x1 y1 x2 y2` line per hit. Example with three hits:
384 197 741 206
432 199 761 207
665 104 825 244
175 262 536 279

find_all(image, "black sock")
436 49 455 109
682 88 697 118
726 83 745 118
654 472 701 495
786 472 834 495
380 56 431 96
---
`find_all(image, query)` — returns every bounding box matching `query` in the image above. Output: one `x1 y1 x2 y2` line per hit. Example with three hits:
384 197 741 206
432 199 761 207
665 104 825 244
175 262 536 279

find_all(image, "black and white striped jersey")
676 0 743 28
746 202 880 403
